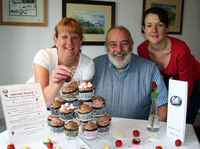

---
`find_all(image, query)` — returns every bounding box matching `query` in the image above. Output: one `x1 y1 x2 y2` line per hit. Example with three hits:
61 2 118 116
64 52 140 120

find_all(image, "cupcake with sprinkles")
97 117 110 133
91 98 105 116
78 82 95 100
100 113 112 125
47 114 59 126
50 117 64 133
59 103 75 121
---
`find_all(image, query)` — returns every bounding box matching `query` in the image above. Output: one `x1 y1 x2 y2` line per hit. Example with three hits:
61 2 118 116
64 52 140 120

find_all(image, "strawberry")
175 139 182 146
115 140 122 147
47 142 53 149
133 130 140 137
7 143 15 149
155 146 162 149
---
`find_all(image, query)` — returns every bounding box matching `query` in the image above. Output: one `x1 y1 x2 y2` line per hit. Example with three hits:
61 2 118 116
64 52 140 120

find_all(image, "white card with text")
166 79 188 142
0 83 48 145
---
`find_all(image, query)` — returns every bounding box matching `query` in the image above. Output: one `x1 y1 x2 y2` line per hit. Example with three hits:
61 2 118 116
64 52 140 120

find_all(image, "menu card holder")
0 83 48 146
166 79 188 142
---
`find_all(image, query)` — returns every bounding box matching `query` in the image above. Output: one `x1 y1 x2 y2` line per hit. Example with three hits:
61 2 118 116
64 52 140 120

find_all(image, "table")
0 117 199 149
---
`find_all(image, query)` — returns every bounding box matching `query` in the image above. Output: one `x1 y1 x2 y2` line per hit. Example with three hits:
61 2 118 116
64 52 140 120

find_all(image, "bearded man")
92 26 168 121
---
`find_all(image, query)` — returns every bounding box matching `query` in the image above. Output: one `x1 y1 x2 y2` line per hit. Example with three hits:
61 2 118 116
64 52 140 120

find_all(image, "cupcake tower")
48 80 111 138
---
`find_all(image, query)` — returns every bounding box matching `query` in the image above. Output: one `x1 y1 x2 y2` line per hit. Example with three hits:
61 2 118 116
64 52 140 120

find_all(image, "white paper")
166 79 188 142
0 83 49 145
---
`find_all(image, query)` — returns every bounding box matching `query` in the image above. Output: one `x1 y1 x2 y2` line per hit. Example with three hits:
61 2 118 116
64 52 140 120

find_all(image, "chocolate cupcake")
78 82 95 100
62 81 79 100
47 114 58 126
83 121 98 137
97 117 110 133
59 103 75 121
50 100 62 116
64 121 79 137
91 98 105 116
77 103 92 120
50 117 64 133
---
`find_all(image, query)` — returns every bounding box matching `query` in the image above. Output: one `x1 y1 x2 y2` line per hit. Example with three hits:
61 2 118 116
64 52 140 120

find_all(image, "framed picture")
62 0 115 45
0 0 47 26
143 0 184 34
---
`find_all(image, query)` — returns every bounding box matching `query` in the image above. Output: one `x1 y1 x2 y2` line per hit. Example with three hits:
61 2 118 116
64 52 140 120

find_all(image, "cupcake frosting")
83 122 98 131
78 82 95 91
95 96 106 104
91 99 104 108
97 117 109 126
56 97 66 103
64 121 79 130
78 103 92 114
50 100 62 109
62 82 78 93
50 118 64 127
60 103 74 110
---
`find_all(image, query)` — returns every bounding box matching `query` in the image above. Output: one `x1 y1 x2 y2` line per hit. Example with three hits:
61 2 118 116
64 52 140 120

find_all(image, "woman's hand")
51 65 72 83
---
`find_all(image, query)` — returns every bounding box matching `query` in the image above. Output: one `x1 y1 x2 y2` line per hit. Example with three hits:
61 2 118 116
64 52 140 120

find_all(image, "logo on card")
2 90 8 97
170 96 182 106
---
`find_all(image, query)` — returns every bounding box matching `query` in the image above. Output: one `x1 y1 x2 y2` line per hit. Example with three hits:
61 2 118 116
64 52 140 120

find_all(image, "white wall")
0 0 200 86
0 0 200 131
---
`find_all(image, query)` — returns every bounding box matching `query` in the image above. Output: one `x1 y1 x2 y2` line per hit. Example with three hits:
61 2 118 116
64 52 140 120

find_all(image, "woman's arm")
34 64 71 106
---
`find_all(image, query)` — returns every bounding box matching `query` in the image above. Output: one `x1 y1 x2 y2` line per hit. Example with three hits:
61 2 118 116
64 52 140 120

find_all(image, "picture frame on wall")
143 0 184 34
0 0 47 26
62 0 115 45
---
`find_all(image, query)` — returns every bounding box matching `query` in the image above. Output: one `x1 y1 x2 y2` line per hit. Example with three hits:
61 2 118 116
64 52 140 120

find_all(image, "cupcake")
97 117 110 133
91 98 105 115
101 113 112 125
83 121 98 137
50 117 64 133
64 120 79 137
78 82 95 100
50 100 62 116
62 81 79 100
77 103 92 120
47 114 58 126
59 103 75 121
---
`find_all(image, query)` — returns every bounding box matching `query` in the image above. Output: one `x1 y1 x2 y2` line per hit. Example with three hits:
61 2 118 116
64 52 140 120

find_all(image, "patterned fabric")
92 53 168 119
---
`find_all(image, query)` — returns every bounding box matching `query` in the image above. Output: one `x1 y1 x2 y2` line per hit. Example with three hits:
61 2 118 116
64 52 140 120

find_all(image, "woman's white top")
27 48 95 97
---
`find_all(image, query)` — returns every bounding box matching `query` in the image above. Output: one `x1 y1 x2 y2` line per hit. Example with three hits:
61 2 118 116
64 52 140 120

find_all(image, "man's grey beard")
108 51 132 69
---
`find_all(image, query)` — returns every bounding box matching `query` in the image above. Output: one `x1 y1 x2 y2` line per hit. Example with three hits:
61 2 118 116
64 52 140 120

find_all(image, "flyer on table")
166 79 188 142
0 83 49 145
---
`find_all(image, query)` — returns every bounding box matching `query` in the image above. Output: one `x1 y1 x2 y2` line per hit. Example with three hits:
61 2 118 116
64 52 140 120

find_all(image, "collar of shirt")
109 61 131 79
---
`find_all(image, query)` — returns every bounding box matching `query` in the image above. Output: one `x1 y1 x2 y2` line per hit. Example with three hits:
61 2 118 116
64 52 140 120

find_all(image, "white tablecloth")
0 117 199 149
